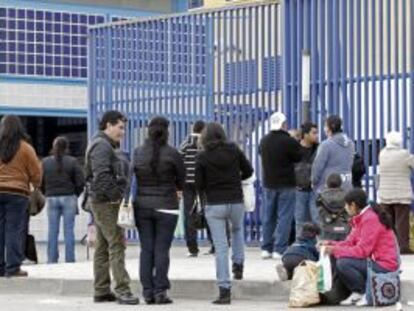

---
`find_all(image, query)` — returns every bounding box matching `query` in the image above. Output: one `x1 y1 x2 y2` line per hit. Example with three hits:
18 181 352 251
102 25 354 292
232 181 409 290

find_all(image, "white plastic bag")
317 247 332 293
242 175 256 212
117 198 136 229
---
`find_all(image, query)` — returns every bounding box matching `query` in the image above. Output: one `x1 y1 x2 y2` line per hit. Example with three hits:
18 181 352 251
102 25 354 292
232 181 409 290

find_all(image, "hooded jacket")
312 133 355 193
195 142 253 205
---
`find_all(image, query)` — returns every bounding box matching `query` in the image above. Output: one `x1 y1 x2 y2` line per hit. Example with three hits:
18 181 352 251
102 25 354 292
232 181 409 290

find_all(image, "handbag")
117 197 136 229
365 237 401 306
190 196 206 230
25 234 38 263
242 175 256 212
29 188 46 216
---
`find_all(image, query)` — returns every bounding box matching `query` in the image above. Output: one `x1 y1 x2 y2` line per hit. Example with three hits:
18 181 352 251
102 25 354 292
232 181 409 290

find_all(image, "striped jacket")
179 133 201 184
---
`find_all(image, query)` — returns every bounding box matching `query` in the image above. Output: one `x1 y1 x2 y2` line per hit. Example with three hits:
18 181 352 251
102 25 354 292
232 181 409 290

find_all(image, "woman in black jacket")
132 116 185 304
195 122 254 304
42 136 85 263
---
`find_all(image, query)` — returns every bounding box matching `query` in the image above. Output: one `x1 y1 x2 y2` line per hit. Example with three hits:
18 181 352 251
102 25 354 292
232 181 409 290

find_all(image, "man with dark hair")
179 120 205 257
294 122 319 238
85 110 139 305
259 112 302 259
312 115 354 194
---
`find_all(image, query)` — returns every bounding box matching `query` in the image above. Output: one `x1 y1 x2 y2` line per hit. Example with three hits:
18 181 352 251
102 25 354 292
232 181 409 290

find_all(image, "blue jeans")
295 190 319 238
0 193 28 276
261 188 295 254
47 195 77 263
336 258 391 294
205 203 245 289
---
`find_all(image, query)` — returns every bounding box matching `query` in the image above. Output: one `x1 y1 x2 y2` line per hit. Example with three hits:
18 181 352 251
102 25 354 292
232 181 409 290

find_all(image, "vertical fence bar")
394 0 399 131
349 0 355 141
379 0 385 150
363 0 369 188
296 0 302 126
310 0 317 122
401 0 407 147
410 0 414 153
340 0 348 133
387 0 392 131
371 0 378 186
332 0 339 115
356 0 362 153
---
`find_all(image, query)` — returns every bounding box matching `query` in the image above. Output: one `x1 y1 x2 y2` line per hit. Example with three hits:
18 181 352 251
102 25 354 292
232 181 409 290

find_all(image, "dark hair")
325 115 343 134
326 173 342 188
192 120 206 134
301 222 321 239
52 136 69 172
300 122 317 139
0 115 30 163
200 122 227 151
344 189 394 230
148 116 169 176
99 110 127 131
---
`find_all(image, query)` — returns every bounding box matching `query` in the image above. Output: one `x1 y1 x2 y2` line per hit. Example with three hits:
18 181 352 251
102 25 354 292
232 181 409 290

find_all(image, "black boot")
212 287 231 304
232 263 243 280
154 291 173 304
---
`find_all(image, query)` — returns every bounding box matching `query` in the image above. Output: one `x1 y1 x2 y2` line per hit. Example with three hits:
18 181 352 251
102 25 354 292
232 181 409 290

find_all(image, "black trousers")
135 208 178 299
183 184 199 254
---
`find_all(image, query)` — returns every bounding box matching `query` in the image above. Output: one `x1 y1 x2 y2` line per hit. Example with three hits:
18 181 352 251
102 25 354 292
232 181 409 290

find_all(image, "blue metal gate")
284 0 414 192
89 0 414 241
88 2 282 242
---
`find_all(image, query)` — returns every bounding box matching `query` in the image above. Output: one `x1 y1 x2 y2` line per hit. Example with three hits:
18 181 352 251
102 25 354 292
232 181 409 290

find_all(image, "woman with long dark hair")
42 136 85 263
195 122 254 304
0 115 42 277
131 116 185 304
322 188 399 306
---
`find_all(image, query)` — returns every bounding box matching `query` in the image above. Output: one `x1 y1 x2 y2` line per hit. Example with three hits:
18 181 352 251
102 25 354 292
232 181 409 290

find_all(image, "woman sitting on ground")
322 188 399 307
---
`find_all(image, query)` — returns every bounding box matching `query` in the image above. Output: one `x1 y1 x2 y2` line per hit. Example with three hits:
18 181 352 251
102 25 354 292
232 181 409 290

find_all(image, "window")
0 6 105 78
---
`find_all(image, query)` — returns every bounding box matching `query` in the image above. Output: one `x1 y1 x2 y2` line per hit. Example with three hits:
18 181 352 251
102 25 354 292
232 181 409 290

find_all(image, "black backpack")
317 189 349 240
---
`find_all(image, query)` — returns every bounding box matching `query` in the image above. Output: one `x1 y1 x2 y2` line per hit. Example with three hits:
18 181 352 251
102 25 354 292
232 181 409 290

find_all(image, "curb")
1 278 413 302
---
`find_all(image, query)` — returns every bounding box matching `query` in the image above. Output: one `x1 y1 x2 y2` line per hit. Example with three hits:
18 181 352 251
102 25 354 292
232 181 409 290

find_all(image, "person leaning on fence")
321 189 399 307
378 131 414 254
42 136 85 264
131 116 185 305
276 222 320 281
0 115 42 277
195 122 254 305
85 110 139 305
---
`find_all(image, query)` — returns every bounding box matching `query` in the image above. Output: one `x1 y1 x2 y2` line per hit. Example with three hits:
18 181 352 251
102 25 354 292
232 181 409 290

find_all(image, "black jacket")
42 155 85 197
195 142 254 205
259 130 302 189
132 141 185 210
85 132 126 203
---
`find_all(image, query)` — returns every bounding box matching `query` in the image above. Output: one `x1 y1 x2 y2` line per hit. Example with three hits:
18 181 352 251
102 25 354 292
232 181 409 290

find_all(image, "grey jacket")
85 132 126 203
312 133 355 193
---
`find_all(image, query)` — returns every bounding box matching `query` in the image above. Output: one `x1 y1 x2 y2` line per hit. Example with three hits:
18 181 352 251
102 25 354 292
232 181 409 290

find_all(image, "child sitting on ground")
316 173 349 241
276 222 320 281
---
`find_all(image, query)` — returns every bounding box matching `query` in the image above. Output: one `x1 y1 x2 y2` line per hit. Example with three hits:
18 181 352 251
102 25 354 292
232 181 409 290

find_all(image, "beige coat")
378 147 414 204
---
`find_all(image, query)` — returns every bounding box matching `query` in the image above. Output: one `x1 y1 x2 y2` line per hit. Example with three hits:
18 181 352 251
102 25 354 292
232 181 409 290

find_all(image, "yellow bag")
288 260 321 308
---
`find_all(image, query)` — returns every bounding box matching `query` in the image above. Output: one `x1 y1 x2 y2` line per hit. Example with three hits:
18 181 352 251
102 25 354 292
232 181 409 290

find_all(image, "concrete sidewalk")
1 245 413 302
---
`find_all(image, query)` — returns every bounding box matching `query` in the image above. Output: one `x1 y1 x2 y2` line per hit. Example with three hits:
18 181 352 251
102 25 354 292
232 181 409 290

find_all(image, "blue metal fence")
284 0 414 195
88 2 282 242
88 1 414 242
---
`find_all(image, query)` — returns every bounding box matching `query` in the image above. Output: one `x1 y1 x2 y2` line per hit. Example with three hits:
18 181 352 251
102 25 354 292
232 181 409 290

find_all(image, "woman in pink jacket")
323 188 399 307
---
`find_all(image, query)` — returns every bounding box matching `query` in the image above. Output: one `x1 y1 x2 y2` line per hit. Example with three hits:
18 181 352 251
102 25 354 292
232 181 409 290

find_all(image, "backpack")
317 189 349 240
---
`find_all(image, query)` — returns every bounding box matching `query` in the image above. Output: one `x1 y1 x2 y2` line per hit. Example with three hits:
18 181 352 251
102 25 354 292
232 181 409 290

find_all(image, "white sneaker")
272 252 282 260
355 295 368 307
340 292 364 306
261 250 272 259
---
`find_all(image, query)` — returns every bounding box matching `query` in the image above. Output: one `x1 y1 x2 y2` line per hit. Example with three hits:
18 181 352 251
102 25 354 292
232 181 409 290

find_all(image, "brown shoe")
7 269 28 277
